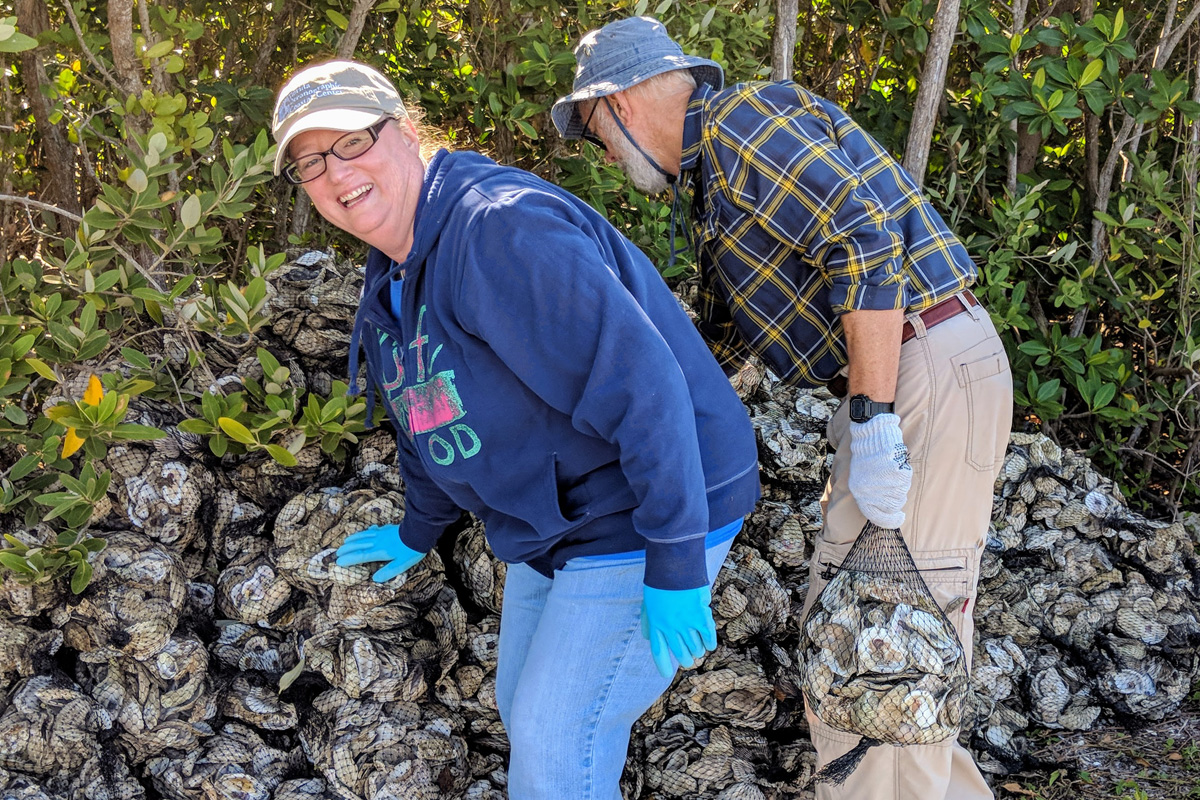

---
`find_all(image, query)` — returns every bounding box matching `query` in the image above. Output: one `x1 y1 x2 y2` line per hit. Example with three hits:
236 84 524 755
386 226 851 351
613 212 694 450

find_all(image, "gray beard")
609 131 671 195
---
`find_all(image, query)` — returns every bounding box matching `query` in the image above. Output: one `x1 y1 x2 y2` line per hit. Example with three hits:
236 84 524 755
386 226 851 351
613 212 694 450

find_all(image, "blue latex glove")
641 585 717 679
847 413 912 529
334 524 426 583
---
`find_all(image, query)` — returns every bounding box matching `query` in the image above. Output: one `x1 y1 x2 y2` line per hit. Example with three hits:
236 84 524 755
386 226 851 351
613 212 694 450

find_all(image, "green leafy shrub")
177 349 367 464
2 0 1199 608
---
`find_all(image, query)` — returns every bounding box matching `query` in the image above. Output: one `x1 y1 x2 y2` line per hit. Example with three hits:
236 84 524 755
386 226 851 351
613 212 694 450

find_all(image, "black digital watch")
847 394 896 422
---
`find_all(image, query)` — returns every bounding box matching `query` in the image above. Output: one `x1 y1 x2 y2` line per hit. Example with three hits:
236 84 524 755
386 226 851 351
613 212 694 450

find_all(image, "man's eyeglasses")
283 119 391 184
579 100 607 151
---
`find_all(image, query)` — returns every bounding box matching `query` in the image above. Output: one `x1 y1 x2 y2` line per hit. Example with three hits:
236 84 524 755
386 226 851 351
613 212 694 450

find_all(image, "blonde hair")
400 104 449 162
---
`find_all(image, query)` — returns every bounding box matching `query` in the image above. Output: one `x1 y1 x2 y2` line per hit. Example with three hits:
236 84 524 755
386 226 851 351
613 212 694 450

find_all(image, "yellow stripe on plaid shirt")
682 82 975 386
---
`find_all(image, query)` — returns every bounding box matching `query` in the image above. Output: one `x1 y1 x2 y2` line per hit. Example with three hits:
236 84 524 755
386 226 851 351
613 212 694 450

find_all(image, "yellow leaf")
83 374 103 405
62 428 85 458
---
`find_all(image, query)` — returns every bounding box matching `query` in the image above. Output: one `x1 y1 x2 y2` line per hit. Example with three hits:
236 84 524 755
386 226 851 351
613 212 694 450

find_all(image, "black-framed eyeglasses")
579 99 607 151
283 119 391 184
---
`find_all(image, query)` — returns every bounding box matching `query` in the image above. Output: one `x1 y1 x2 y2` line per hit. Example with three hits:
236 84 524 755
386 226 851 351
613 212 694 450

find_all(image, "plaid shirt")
682 82 976 387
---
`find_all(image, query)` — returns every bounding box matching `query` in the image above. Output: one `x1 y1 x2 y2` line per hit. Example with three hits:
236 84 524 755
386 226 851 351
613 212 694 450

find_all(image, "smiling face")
289 119 426 262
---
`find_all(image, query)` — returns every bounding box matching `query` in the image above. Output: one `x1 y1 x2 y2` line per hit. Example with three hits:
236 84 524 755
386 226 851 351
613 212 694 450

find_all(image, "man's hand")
847 412 911 528
335 524 426 583
640 585 718 679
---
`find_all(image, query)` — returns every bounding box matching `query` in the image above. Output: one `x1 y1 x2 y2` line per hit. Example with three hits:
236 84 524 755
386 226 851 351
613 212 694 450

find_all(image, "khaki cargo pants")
803 295 1012 800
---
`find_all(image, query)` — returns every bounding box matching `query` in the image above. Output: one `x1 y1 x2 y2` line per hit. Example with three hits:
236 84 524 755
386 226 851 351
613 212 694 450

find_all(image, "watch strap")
848 394 895 422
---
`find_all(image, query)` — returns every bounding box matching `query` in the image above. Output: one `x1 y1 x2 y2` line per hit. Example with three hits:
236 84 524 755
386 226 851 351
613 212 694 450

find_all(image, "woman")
271 59 760 799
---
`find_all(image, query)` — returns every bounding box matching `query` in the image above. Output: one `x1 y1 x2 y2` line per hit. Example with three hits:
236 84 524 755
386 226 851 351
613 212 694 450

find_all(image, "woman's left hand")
641 585 718 679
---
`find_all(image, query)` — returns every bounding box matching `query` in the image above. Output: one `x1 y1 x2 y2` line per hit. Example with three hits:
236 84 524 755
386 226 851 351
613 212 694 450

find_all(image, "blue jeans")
495 531 739 800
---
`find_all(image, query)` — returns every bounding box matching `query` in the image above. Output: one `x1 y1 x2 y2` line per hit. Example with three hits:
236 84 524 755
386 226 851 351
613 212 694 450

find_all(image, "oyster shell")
50 532 187 663
145 722 296 800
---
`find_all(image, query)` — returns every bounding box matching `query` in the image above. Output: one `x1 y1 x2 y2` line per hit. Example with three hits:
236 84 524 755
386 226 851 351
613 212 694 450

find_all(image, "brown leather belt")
901 290 979 343
826 291 979 398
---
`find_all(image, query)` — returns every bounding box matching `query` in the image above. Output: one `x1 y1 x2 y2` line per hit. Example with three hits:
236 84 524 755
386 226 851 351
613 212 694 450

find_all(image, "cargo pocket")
911 548 974 653
802 537 855 621
955 341 1012 471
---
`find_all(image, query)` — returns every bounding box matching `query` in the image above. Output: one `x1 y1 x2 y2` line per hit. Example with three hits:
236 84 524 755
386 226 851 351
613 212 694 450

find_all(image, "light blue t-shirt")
390 276 404 321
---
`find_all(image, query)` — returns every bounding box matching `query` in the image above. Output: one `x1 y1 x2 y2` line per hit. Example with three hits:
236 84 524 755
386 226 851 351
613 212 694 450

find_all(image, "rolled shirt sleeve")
705 98 908 315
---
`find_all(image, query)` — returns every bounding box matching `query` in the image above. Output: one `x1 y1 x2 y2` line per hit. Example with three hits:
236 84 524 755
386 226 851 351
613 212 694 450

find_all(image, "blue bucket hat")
551 16 724 139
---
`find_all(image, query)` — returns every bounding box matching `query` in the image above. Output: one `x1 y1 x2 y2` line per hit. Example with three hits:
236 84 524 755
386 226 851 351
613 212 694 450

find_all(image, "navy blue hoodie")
349 150 760 590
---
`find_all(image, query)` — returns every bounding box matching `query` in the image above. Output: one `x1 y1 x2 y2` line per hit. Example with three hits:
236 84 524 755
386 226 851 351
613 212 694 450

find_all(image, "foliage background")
0 0 1198 574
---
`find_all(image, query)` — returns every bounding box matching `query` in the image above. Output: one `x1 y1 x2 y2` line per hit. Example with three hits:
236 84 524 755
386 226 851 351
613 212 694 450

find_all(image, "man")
553 16 1012 800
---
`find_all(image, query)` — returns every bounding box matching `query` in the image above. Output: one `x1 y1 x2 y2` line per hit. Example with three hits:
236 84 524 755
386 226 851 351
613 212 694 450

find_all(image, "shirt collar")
680 83 715 172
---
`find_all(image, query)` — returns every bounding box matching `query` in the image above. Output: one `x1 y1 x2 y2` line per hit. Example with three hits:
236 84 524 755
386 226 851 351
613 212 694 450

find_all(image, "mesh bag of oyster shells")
800 523 969 785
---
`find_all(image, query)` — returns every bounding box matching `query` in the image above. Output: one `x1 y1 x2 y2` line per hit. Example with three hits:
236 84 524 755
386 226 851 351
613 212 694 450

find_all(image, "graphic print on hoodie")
377 305 482 466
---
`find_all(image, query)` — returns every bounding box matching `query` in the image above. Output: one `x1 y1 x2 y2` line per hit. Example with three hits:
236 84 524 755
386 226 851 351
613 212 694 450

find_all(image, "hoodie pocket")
526 453 593 539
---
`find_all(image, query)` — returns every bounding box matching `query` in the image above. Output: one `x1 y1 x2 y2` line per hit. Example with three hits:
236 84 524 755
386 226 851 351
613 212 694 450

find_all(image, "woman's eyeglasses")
283 119 391 184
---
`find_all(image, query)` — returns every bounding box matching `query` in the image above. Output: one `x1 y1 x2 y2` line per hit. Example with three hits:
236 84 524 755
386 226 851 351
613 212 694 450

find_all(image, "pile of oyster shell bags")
0 251 1197 800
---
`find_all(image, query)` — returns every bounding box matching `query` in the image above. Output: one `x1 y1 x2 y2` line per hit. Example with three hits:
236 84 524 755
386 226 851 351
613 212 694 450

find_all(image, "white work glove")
847 413 912 529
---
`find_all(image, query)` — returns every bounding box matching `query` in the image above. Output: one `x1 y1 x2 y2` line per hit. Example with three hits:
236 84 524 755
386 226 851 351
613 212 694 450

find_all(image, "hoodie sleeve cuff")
398 517 446 554
643 536 710 591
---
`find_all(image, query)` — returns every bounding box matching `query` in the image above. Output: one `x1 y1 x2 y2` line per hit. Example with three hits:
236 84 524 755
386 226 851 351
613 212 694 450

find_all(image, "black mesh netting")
7 255 1200 798
799 523 969 785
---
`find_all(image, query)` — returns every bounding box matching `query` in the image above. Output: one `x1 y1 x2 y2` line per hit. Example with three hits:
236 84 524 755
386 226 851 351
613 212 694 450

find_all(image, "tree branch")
0 193 165 293
136 0 169 96
1125 0 1200 166
771 0 799 81
1150 366 1200 378
1158 0 1200 70
1006 0 1029 196
0 192 221 387
903 0 962 184
58 0 122 93
1117 445 1193 480
249 0 291 87
335 0 379 59
0 193 82 223
1089 113 1138 268
106 0 141 96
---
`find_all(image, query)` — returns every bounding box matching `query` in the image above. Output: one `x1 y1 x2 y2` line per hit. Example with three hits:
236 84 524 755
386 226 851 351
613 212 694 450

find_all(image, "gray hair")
625 69 697 102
